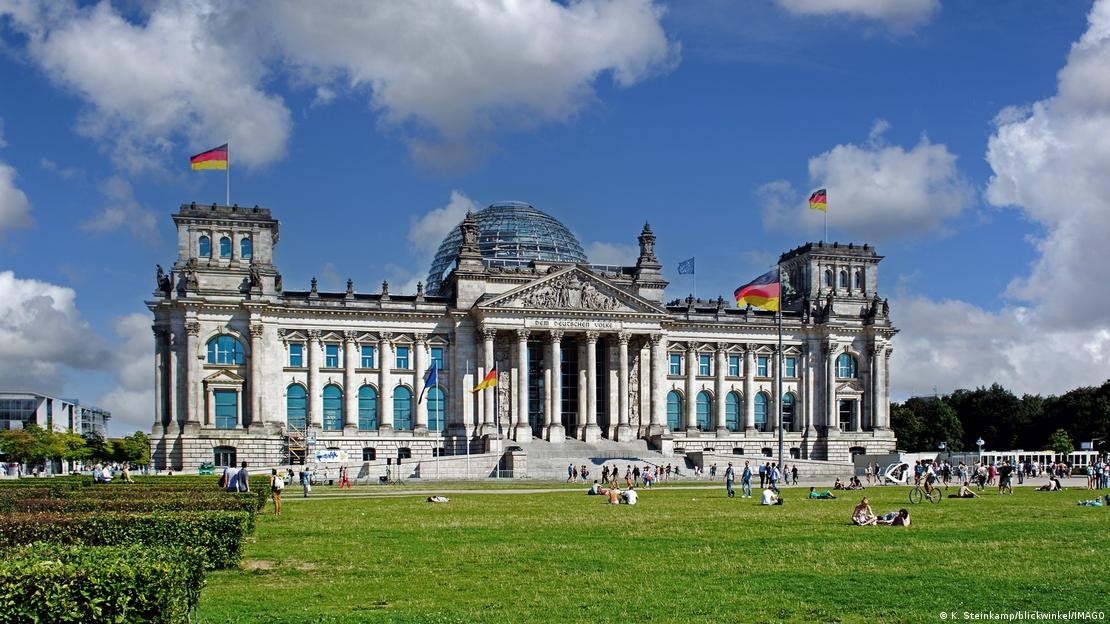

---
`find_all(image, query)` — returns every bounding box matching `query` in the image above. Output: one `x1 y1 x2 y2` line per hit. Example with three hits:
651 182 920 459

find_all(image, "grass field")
197 483 1107 624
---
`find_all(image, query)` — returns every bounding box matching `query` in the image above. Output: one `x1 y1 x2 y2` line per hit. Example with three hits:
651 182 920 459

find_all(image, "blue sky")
2 0 1108 434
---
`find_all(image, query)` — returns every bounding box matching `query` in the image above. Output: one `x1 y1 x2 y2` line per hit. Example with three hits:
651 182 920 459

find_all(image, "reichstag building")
148 201 897 470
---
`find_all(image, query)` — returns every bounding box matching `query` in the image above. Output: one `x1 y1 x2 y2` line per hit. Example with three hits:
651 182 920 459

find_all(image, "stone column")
649 333 666 434
481 326 496 436
249 323 265 430
546 330 564 442
168 331 179 433
205 386 215 428
714 343 727 435
743 345 756 433
684 343 697 433
576 341 588 440
804 339 818 435
871 343 889 430
877 347 890 430
414 333 429 434
827 342 839 432
307 330 322 428
184 321 201 434
770 346 780 432
343 331 358 433
379 332 394 431
514 329 532 442
616 332 633 442
583 331 601 442
152 327 166 436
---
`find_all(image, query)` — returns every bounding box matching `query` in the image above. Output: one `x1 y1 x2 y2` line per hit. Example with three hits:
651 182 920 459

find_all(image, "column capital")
307 329 321 341
617 331 632 345
185 322 201 337
343 330 358 344
715 341 728 353
515 328 530 340
480 326 497 341
413 332 429 346
378 331 393 344
153 326 169 339
649 332 664 346
249 324 265 339
548 329 564 343
584 331 599 344
685 341 697 353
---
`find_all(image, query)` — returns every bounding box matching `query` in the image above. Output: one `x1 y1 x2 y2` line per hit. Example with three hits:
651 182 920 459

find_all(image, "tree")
1047 428 1074 454
0 427 40 464
82 430 110 463
948 384 1028 451
890 397 962 452
109 432 151 466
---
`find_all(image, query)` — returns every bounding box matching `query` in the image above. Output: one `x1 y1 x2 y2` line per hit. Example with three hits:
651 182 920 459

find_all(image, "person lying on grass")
1036 476 1063 491
852 497 877 525
948 481 977 498
809 487 836 499
877 508 911 526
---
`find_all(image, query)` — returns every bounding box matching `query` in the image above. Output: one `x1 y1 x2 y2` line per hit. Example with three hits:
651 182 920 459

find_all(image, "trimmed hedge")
121 475 271 510
14 496 258 531
0 511 251 569
0 476 89 496
0 543 205 624
0 488 52 513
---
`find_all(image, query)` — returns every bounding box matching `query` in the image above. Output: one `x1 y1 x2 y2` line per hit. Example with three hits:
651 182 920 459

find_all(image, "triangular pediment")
836 381 863 394
479 266 664 314
204 369 245 384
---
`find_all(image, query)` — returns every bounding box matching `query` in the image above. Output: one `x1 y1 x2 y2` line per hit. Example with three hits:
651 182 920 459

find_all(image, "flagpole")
465 359 471 481
824 210 828 244
777 264 785 475
435 363 441 480
225 141 230 207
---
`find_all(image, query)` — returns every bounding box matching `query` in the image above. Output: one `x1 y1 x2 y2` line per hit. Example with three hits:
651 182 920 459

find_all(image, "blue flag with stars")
418 361 439 404
677 257 695 275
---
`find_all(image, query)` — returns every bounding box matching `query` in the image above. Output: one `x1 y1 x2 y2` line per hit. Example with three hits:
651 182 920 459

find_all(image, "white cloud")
762 120 973 242
0 161 34 237
408 190 480 255
39 158 83 180
1 1 291 171
265 0 679 165
775 0 939 31
890 0 1110 400
95 313 155 434
0 270 112 393
585 241 637 265
81 176 158 242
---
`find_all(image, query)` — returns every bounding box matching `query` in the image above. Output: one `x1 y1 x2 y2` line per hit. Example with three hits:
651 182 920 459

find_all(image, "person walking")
791 465 798 486
567 463 575 483
758 462 767 490
741 461 753 498
769 463 780 493
724 462 736 498
339 465 351 489
633 465 641 487
300 469 310 498
270 468 284 515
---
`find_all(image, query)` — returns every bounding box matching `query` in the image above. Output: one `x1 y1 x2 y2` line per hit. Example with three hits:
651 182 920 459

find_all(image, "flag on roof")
677 257 695 275
470 367 497 393
190 144 228 170
808 188 827 212
734 269 780 311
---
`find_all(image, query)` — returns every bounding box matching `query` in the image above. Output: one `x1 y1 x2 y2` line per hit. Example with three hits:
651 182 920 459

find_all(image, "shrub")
0 543 205 624
0 511 251 569
0 476 89 496
14 496 258 531
0 488 52 513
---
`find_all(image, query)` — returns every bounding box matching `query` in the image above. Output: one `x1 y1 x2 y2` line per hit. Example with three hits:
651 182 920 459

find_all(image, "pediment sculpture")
518 275 621 311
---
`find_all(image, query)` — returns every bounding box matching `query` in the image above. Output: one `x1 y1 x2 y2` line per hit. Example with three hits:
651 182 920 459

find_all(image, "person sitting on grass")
852 497 877 525
847 476 864 490
809 487 836 499
761 488 783 506
588 480 601 495
948 481 978 498
607 488 621 505
833 477 845 490
620 489 638 505
877 508 911 526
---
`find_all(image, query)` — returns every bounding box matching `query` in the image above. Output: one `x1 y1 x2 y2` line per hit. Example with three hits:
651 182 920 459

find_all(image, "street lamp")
937 441 947 463
976 437 985 464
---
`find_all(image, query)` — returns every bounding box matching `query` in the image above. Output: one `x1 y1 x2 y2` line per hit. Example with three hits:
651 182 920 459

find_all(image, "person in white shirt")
621 489 638 505
760 488 781 505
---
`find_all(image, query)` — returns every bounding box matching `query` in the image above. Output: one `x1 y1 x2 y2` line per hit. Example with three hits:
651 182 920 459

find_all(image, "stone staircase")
524 438 693 480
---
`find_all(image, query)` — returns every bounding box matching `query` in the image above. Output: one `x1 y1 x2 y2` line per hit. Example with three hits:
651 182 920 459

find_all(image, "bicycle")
909 482 941 504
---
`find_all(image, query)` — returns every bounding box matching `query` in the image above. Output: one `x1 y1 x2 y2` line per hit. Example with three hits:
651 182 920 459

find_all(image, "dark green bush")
0 511 251 569
0 543 205 624
0 488 52 512
15 496 258 531
124 475 271 510
0 476 88 496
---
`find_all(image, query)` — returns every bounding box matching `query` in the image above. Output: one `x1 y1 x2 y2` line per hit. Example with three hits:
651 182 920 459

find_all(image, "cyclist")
923 463 939 498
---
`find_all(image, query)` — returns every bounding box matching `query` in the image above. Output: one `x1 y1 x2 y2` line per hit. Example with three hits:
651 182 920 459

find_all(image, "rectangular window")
430 347 445 370
214 390 237 429
395 346 410 369
698 354 712 376
785 356 797 378
289 344 303 368
360 345 375 369
728 355 741 377
757 355 769 377
669 353 682 375
325 344 340 368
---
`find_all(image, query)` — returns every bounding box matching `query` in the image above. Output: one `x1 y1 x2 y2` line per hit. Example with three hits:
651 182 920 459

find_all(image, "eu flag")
677 257 695 275
418 362 439 404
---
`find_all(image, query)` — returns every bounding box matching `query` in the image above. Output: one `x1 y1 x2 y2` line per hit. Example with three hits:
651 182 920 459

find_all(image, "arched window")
286 385 306 430
838 270 848 288
853 270 862 290
755 392 769 432
696 391 712 431
358 385 377 430
427 387 445 432
824 269 832 287
322 385 343 431
782 392 796 431
198 235 211 257
206 335 243 365
725 392 741 432
836 353 857 378
394 386 412 430
219 236 232 258
666 391 682 431
240 237 252 259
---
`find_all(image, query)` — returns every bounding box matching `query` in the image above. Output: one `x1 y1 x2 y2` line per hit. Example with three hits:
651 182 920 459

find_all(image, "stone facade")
148 203 897 471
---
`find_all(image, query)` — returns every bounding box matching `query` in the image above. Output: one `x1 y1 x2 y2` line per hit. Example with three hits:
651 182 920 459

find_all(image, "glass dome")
426 201 588 295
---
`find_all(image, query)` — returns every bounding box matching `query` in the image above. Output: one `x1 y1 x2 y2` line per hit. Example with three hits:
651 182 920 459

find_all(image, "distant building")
0 392 111 436
148 201 897 471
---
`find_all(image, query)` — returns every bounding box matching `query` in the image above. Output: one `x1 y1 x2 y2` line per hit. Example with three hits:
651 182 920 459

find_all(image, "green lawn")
198 485 1107 624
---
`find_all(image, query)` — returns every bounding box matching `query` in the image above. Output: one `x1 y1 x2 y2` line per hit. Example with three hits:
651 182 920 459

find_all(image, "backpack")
272 476 284 491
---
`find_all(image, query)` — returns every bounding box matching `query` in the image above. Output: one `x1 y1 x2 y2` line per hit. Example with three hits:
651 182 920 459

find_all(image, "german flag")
734 270 780 312
190 144 228 170
470 368 497 393
809 188 827 212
